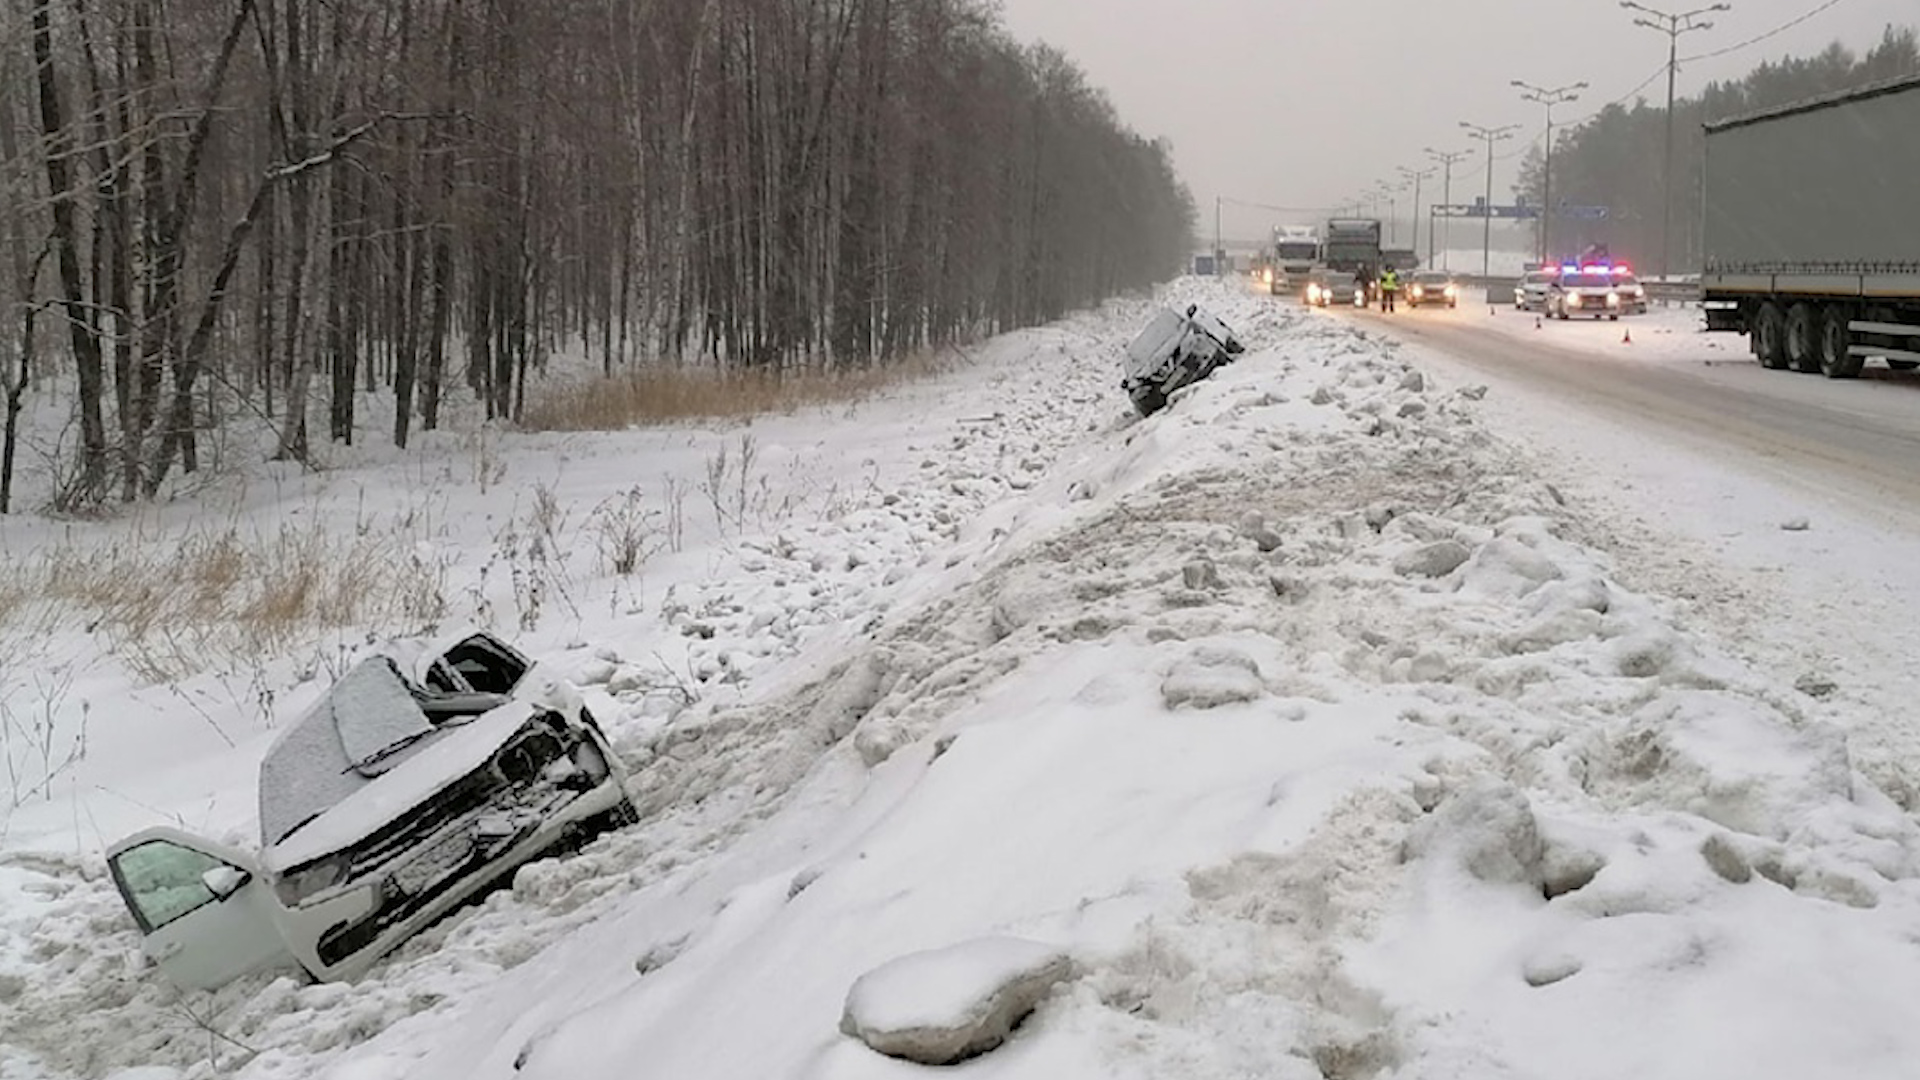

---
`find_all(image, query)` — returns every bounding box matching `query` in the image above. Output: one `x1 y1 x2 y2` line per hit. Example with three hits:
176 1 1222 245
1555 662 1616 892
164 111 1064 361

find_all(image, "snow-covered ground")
5 276 1919 1080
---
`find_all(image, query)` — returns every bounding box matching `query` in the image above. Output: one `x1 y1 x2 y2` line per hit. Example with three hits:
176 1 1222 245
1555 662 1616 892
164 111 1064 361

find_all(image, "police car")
1544 261 1646 320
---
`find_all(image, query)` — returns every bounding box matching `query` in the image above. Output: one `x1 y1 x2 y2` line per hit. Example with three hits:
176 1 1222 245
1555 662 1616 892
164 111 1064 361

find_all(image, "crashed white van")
106 632 634 990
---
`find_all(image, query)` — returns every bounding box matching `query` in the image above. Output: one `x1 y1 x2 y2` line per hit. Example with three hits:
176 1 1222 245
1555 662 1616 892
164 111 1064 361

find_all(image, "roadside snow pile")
6 277 1919 1080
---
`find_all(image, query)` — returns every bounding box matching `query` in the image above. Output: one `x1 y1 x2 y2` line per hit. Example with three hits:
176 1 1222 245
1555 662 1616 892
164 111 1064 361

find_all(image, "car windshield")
1616 274 1641 286
1561 273 1613 288
1412 273 1449 285
1323 273 1354 286
1525 272 1554 285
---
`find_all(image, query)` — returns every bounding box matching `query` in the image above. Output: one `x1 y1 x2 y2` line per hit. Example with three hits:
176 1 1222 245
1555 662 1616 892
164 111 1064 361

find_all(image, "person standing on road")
1379 267 1399 313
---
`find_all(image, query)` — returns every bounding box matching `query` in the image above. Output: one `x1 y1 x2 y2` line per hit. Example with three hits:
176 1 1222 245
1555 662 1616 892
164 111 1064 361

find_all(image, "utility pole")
1399 166 1434 266
1622 1 1728 281
1214 195 1223 275
1511 79 1587 265
1425 147 1470 271
1460 121 1519 281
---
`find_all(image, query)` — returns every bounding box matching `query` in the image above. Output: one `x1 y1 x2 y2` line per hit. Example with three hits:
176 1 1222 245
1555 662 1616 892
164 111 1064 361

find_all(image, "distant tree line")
1512 24 1918 271
0 0 1195 511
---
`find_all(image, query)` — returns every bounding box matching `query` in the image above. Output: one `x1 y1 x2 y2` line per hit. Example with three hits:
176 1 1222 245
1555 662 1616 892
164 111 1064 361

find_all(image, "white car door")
107 826 298 990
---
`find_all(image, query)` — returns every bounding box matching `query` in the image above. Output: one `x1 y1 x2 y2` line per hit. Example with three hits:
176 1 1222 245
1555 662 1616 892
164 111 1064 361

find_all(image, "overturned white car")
106 632 634 990
1120 303 1244 417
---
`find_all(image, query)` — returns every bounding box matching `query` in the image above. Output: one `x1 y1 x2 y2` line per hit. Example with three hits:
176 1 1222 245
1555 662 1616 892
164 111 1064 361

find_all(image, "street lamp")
1511 79 1587 265
1622 1 1729 281
1399 165 1435 266
1380 182 1406 245
1425 147 1471 271
1460 121 1520 281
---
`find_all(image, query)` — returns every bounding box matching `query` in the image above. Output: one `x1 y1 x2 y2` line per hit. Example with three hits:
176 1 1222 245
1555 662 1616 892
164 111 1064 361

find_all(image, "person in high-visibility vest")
1379 267 1399 313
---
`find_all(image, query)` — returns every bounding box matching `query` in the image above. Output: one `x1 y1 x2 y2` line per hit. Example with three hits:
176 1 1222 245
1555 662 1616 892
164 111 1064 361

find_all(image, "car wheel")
1130 385 1168 417
1752 301 1788 369
1785 302 1821 373
1609 314 1619 321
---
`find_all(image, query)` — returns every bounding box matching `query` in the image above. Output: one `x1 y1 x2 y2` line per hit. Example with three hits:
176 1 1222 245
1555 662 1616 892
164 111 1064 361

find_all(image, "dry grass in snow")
522 352 958 431
0 516 450 682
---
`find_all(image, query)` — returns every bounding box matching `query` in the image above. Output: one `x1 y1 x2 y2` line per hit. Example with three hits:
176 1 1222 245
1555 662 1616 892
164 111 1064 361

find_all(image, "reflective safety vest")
1381 270 1399 291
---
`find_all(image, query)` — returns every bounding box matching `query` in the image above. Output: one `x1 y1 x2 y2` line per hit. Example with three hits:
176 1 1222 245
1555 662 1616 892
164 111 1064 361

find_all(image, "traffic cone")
1622 325 1632 344
1535 316 1542 330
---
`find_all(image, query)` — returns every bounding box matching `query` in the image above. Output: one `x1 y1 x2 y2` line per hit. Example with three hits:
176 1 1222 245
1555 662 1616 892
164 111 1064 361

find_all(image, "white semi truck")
1269 226 1321 297
1701 74 1920 377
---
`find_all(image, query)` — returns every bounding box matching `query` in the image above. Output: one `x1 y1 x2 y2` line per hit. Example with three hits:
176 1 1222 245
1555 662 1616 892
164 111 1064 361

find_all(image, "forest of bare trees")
0 0 1196 513
1512 25 1918 272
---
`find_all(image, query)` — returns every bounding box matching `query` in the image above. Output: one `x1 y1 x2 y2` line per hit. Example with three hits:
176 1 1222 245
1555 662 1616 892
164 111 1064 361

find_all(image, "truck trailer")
1701 74 1920 377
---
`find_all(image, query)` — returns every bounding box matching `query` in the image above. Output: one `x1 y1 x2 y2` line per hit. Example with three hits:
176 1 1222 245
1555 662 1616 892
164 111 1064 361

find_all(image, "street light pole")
1621 1 1728 281
1399 166 1434 266
1511 79 1587 265
1460 121 1520 281
1425 147 1470 271
1214 195 1223 275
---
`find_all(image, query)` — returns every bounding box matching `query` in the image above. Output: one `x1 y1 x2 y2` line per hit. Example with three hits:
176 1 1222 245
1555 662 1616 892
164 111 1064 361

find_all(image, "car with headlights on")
1404 270 1460 309
1546 269 1629 321
1610 271 1649 314
105 631 635 991
1513 269 1557 311
1305 270 1365 308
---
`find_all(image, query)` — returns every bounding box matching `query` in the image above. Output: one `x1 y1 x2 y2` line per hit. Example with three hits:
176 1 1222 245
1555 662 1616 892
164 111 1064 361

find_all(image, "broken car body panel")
1120 304 1244 417
106 632 634 990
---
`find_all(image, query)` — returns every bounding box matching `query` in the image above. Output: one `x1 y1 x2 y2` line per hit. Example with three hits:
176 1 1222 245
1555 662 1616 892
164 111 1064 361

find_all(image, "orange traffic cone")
1622 325 1632 344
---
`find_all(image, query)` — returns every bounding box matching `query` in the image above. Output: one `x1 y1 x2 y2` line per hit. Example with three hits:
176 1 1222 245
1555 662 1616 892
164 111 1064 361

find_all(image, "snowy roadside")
6 277 1919 1080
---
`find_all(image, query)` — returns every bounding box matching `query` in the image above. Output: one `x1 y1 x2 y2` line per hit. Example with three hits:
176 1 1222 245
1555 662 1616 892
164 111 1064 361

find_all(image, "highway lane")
1334 299 1920 528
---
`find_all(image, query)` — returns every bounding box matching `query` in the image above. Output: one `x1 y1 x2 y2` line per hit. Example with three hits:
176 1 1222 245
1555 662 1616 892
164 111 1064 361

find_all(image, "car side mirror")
202 865 251 901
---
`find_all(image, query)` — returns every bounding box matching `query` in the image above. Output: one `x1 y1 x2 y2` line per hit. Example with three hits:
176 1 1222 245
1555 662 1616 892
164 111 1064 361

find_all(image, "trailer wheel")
1785 303 1821 373
1752 302 1788 369
1816 305 1863 379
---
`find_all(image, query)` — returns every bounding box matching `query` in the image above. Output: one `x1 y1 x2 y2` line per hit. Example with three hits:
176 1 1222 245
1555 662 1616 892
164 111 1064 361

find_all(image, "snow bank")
6 277 1920 1080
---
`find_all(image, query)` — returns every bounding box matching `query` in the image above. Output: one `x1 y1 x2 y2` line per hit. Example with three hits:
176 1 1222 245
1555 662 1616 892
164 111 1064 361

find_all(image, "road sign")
1432 204 1539 219
1431 204 1608 220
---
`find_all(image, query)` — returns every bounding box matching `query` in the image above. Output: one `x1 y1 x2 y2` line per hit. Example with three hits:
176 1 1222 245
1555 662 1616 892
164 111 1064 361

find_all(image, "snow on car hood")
264 697 540 872
257 659 436 847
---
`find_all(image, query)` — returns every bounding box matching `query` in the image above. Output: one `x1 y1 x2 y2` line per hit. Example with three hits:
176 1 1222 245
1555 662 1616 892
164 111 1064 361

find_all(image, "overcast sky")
994 0 1917 243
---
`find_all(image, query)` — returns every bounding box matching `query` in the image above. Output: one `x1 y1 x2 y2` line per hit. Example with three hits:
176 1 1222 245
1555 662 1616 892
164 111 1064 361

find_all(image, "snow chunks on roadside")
1403 779 1546 891
1160 644 1268 710
840 937 1074 1065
